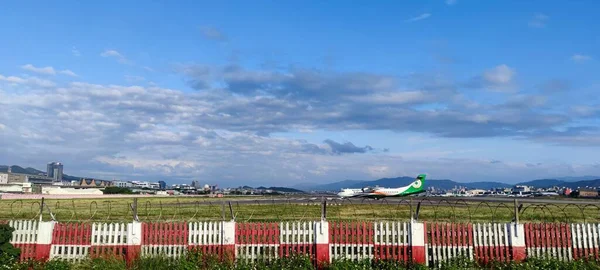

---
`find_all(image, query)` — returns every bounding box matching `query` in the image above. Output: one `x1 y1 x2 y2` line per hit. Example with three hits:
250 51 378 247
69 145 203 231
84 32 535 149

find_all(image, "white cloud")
483 65 514 85
101 50 132 64
571 105 598 117
200 26 228 41
348 91 433 105
445 0 457 5
406 13 431 22
479 64 516 92
0 74 26 84
0 74 55 88
21 64 56 75
0 62 598 185
0 123 5 130
529 13 549 28
72 47 81 57
571 54 592 62
124 75 146 82
21 64 78 77
60 70 78 77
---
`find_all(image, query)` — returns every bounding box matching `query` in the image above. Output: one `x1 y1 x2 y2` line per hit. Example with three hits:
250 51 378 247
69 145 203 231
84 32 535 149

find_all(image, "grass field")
0 196 599 223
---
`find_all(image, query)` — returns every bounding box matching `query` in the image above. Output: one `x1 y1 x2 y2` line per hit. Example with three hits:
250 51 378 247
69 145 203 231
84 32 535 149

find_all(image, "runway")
177 195 600 206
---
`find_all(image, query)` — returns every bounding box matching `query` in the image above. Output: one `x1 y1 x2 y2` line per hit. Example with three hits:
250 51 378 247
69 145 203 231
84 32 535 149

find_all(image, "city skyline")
1 1 599 186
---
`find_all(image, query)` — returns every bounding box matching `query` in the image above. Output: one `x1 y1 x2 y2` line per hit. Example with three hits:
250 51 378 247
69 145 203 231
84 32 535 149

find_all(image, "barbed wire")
1 196 599 223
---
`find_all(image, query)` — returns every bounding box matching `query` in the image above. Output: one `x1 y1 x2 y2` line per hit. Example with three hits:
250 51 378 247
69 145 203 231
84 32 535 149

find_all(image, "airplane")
337 174 426 199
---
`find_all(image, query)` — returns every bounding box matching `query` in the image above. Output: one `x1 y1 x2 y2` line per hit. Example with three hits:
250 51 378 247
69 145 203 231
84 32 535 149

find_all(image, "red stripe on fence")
52 223 92 245
142 222 188 245
329 221 374 245
525 223 573 259
235 223 279 244
526 223 570 247
13 243 36 261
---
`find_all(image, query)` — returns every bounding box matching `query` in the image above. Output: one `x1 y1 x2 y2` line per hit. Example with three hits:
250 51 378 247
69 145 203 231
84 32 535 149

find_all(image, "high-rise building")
158 181 166 190
46 162 63 181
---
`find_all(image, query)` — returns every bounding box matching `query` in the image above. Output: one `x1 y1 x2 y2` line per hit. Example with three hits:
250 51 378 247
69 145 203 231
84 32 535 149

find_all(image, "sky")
1 0 599 186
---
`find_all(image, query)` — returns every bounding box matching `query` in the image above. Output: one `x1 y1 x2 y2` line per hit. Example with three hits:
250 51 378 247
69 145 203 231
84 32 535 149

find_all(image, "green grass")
0 197 598 223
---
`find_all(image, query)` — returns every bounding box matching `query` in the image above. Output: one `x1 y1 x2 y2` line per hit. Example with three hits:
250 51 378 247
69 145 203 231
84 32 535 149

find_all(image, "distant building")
6 173 29 184
158 181 166 190
149 182 160 189
113 181 133 188
191 180 199 189
514 185 531 193
467 189 486 196
578 188 598 198
27 175 55 185
46 162 63 181
79 178 112 187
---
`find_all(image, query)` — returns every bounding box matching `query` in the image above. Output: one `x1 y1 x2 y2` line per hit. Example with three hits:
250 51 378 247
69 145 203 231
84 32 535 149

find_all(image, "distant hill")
0 165 44 175
556 176 600 182
517 179 600 189
255 186 305 193
0 165 87 181
303 176 512 192
516 179 565 187
300 175 600 192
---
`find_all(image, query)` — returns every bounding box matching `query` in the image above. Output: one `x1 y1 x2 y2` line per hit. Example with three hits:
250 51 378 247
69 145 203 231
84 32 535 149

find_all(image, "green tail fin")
405 174 426 194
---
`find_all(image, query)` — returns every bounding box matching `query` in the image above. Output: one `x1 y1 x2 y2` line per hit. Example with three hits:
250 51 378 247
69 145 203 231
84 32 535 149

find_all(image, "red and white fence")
5 220 600 266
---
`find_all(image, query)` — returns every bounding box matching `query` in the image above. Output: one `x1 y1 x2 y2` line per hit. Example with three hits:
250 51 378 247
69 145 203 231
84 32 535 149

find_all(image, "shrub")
0 224 20 268
102 187 133 195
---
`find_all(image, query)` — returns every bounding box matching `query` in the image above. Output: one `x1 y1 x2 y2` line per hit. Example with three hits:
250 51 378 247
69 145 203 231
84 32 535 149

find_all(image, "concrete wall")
0 173 8 184
0 184 25 193
41 187 104 195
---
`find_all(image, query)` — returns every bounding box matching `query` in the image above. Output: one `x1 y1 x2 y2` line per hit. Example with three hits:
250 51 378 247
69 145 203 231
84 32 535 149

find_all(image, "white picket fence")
8 220 39 260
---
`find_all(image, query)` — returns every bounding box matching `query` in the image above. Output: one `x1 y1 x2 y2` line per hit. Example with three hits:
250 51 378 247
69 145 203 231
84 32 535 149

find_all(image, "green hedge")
3 252 600 269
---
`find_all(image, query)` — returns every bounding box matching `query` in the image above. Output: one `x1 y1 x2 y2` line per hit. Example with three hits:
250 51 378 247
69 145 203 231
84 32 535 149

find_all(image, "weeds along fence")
1 197 600 223
5 219 600 268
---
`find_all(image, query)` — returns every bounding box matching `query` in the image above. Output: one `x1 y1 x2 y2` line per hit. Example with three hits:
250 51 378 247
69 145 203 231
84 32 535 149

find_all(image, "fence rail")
6 219 600 268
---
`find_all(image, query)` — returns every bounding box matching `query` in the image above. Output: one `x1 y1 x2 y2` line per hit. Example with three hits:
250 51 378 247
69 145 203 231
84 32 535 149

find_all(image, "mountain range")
0 165 84 181
294 176 600 192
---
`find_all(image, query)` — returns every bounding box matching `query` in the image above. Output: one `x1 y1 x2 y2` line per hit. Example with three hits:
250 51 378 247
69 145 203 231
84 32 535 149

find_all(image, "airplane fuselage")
337 174 427 199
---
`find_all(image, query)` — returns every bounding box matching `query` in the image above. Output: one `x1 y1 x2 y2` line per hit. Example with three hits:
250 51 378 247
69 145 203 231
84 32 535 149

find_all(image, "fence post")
222 220 236 262
508 222 526 262
35 221 55 261
410 220 426 264
39 197 45 222
126 221 142 265
321 197 327 221
513 199 519 224
314 220 330 268
132 198 139 222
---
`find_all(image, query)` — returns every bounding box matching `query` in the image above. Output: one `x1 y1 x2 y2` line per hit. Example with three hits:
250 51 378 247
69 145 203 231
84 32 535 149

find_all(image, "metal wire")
3 196 600 223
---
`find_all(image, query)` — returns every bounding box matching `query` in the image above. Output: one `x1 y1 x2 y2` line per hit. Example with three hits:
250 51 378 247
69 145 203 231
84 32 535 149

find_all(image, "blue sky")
1 0 599 186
